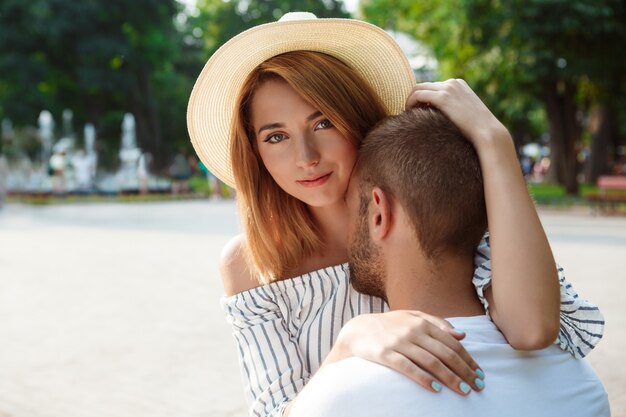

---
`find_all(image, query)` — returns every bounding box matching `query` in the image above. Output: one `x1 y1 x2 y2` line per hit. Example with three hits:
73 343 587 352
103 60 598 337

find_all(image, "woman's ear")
369 186 392 242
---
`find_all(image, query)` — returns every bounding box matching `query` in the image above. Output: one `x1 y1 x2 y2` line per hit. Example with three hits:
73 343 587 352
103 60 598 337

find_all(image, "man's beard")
348 214 387 301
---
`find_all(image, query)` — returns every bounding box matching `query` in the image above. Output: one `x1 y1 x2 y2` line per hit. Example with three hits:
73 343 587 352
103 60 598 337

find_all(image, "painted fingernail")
452 328 465 335
476 368 485 379
431 381 442 392
475 378 485 390
459 382 471 394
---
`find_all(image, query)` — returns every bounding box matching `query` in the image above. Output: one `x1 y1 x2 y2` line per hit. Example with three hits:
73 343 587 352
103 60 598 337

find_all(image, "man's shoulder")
291 358 429 417
291 349 609 417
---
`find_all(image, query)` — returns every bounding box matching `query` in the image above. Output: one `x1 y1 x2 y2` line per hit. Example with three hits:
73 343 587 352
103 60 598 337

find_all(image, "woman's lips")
298 172 332 187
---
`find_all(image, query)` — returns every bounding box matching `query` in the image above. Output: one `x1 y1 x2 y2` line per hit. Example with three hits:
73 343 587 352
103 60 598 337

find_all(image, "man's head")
347 108 487 298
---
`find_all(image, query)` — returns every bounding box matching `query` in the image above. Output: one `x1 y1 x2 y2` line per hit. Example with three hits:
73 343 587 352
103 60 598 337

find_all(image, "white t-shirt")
289 315 609 417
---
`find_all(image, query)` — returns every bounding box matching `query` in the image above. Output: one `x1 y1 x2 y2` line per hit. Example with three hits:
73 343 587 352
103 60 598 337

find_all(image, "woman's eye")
265 133 287 144
315 119 333 130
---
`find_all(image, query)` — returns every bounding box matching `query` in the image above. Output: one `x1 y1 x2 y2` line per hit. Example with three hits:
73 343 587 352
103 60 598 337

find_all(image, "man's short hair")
355 108 487 259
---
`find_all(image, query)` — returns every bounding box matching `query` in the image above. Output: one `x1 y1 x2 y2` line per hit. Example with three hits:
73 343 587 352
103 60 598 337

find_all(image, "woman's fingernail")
476 368 485 379
431 381 442 392
475 378 485 390
452 328 465 335
459 382 471 394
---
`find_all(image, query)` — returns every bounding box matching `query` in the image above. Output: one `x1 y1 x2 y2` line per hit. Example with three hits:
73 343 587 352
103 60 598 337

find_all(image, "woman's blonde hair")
231 50 388 283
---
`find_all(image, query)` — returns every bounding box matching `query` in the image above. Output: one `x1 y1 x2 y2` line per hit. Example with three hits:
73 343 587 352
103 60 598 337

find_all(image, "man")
289 108 609 416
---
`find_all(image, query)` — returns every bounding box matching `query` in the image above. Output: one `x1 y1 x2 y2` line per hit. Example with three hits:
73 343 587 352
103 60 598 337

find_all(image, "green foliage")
3 0 623 178
0 0 353 169
193 0 350 59
361 0 626 193
361 0 548 142
361 0 626 114
0 0 193 168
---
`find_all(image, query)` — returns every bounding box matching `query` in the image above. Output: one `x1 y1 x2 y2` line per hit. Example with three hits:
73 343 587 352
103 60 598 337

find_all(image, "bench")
586 175 626 211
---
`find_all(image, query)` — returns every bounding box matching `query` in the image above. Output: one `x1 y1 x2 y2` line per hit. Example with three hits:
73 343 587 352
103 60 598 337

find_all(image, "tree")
0 0 190 168
362 0 626 194
193 0 350 61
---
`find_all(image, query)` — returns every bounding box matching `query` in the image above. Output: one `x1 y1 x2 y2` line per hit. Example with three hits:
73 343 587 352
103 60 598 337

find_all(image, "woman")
187 12 604 417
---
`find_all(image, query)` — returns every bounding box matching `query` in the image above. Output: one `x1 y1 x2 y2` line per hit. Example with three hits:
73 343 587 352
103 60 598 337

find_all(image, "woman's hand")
405 79 510 151
407 79 561 349
324 310 485 395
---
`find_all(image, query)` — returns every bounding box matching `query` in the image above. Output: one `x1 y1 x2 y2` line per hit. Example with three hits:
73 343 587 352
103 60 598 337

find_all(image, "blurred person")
187 154 201 177
532 156 551 182
198 159 223 199
169 152 192 194
210 171 223 199
49 149 67 194
612 155 626 175
539 156 551 178
290 107 609 417
187 12 604 417
520 155 533 179
0 154 8 208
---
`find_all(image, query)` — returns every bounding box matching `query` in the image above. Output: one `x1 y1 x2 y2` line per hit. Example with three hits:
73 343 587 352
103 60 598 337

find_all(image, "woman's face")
250 79 357 208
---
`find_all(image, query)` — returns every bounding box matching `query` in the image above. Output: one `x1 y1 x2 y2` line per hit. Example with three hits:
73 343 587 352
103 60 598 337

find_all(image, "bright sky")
343 0 359 13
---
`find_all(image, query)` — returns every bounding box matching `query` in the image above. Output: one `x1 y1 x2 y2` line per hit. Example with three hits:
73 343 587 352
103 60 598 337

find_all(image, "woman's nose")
296 137 320 168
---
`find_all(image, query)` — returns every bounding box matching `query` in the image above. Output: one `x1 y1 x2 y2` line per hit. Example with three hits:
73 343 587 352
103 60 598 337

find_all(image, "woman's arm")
472 234 605 357
321 310 485 394
406 79 560 349
220 234 263 296
285 312 485 416
221 236 306 417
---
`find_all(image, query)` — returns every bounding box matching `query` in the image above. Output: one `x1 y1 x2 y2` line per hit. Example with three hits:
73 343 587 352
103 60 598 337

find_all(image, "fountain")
84 123 96 158
117 113 142 192
62 109 75 139
38 110 54 169
75 123 98 191
5 110 170 196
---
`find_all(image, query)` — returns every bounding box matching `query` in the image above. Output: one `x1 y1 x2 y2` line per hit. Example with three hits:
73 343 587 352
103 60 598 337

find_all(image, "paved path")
0 201 624 417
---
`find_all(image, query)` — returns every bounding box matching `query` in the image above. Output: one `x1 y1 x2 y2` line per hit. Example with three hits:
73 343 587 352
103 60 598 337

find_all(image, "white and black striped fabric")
222 235 605 417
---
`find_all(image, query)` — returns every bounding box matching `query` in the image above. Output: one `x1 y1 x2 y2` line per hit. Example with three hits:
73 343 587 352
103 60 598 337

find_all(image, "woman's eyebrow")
257 122 284 136
306 111 323 121
257 111 323 135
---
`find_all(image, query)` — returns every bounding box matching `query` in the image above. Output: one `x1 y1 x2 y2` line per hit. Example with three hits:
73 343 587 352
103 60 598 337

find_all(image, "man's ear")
369 186 392 242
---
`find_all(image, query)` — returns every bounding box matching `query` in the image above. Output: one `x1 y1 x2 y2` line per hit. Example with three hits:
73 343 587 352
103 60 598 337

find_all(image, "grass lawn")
528 183 596 204
528 182 626 214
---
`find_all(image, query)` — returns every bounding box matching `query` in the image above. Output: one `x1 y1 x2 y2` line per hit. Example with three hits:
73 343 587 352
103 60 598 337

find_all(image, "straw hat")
187 12 415 189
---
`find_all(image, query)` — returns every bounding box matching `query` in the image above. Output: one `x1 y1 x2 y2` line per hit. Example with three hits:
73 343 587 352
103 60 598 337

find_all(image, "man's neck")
384 250 485 317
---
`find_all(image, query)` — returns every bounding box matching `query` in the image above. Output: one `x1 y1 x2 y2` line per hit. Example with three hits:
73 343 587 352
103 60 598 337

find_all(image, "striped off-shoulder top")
221 235 604 417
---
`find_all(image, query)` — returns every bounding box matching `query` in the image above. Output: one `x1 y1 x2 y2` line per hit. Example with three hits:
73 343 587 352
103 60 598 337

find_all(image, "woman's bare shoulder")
220 234 261 296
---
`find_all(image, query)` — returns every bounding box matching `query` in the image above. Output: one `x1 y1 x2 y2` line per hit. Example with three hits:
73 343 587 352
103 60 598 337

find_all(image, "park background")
1 0 625 197
1 1 625 417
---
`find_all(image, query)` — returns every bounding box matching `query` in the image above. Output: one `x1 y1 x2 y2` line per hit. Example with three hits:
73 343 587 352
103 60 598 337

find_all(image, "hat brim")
187 17 415 189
